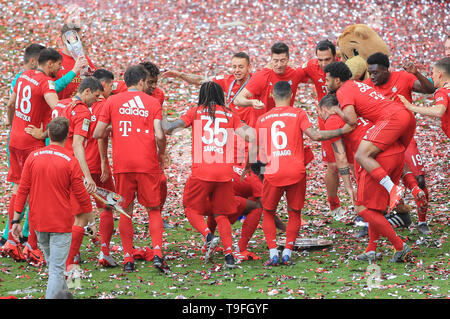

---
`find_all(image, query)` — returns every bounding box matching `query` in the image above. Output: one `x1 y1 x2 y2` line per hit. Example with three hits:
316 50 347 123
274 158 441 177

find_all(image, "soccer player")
2 49 62 263
365 52 435 233
399 57 449 141
10 117 93 299
254 81 352 266
324 61 416 212
93 65 167 273
91 69 119 266
57 23 97 99
162 81 257 269
318 94 412 262
298 39 345 217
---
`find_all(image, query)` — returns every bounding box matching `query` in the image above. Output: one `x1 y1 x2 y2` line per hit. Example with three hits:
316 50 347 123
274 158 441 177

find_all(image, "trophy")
63 29 91 78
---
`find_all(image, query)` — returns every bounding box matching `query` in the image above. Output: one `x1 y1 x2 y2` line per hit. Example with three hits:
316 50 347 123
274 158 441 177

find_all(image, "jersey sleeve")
336 85 356 109
180 107 196 127
434 89 449 108
212 75 227 92
40 78 57 96
324 115 345 144
72 107 91 138
55 71 76 93
298 110 313 131
297 61 312 83
402 71 417 90
98 98 112 124
245 70 267 98
151 98 163 120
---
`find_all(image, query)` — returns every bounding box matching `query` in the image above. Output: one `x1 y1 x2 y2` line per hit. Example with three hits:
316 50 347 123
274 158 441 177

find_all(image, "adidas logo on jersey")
119 95 149 117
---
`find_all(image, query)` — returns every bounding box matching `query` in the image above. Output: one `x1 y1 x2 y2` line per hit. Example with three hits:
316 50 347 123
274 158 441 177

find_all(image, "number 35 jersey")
99 90 162 174
10 70 56 150
255 106 313 187
181 105 244 182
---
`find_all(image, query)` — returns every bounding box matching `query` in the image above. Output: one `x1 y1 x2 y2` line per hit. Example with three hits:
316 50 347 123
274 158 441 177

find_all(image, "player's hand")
72 56 88 75
11 223 22 243
402 59 417 74
83 176 97 194
100 159 110 183
25 123 46 140
158 152 170 169
397 94 412 109
252 100 265 110
161 70 181 79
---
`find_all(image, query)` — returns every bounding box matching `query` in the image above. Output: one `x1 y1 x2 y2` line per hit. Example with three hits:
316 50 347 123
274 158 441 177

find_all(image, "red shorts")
232 169 262 199
160 173 167 208
183 176 236 215
404 138 425 176
355 152 404 212
204 195 246 219
318 117 335 163
114 172 163 208
364 109 415 151
7 146 40 184
262 175 306 212
91 173 116 210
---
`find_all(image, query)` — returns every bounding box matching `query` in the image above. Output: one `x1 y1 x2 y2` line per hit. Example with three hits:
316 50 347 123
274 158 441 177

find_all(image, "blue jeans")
35 231 72 299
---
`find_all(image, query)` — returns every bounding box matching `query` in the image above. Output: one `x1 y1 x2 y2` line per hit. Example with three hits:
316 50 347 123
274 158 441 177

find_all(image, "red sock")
262 210 277 250
358 209 404 251
285 211 302 250
369 166 388 183
402 172 418 191
366 224 381 252
99 209 114 255
66 225 85 267
148 209 163 257
423 186 429 201
207 215 217 234
238 208 262 252
327 196 340 211
214 214 233 255
27 224 38 250
185 208 210 237
418 186 429 222
119 212 134 262
7 194 17 241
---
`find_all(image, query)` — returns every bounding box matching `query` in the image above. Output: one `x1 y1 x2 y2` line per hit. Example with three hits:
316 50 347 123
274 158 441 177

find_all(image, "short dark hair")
273 81 292 100
324 62 353 82
435 57 450 76
316 39 336 56
92 69 115 82
38 48 62 65
232 52 250 64
367 52 390 69
48 117 69 142
139 62 160 78
77 77 104 93
271 42 289 57
124 65 148 87
319 94 339 109
60 23 81 37
24 44 46 64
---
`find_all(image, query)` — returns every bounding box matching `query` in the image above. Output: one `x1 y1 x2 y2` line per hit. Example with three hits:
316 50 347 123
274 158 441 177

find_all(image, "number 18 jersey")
255 106 313 187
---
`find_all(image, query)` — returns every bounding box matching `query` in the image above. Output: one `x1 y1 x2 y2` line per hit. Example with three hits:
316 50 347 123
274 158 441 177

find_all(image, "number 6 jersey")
10 69 56 150
255 106 313 187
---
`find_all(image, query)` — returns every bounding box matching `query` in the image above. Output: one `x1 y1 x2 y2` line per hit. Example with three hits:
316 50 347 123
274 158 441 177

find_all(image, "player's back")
10 70 56 150
255 106 312 187
101 90 162 174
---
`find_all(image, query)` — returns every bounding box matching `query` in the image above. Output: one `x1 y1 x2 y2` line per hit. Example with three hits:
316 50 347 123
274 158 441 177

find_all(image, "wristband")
11 219 21 225
87 221 95 228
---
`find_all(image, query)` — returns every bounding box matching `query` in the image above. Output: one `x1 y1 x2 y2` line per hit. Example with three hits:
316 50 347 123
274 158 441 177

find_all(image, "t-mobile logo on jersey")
119 121 132 137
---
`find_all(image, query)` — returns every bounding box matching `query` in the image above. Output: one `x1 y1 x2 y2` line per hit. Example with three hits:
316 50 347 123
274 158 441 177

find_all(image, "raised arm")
161 118 187 135
403 60 435 94
304 124 353 141
398 94 446 118
161 70 209 86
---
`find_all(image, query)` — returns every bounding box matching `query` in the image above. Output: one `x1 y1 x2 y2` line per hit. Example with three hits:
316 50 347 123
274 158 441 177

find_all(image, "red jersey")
10 70 56 150
84 99 106 174
56 50 96 99
245 66 305 118
14 145 92 233
111 80 165 106
299 59 329 102
213 73 254 126
52 98 92 155
434 87 450 137
255 106 313 186
180 105 244 182
99 90 162 174
364 70 417 103
337 80 406 123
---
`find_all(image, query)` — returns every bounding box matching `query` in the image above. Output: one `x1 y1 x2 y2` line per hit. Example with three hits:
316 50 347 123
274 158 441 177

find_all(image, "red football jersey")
10 70 56 150
99 90 162 174
337 80 406 123
52 98 92 155
245 66 305 118
15 144 92 233
56 50 96 99
299 58 329 102
180 105 244 182
111 80 165 106
364 71 417 103
255 106 313 186
213 73 254 126
84 99 105 174
434 87 450 137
